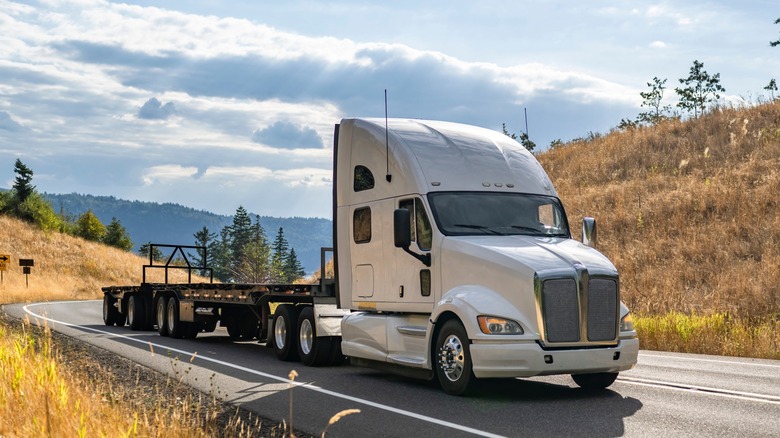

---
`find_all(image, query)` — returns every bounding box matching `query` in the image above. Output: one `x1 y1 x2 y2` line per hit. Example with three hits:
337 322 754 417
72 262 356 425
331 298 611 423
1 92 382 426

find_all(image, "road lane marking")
22 302 505 438
618 376 780 405
640 352 780 369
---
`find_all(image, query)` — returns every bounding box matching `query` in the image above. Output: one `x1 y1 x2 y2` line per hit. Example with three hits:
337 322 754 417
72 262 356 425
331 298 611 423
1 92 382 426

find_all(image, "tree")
271 227 290 282
19 193 62 232
771 18 780 47
284 248 305 282
139 242 164 262
764 79 778 100
501 123 535 152
229 206 253 276
191 226 216 275
74 210 106 242
103 217 133 251
12 159 35 206
675 60 725 118
638 77 672 124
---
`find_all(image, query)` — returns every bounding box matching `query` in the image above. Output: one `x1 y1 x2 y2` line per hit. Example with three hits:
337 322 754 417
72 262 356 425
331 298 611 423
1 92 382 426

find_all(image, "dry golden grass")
539 101 780 357
0 215 204 305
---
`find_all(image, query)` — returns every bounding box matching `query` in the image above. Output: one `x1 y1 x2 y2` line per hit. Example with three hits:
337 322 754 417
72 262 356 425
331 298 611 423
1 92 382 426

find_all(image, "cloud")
0 111 23 131
142 164 198 185
649 41 667 49
251 121 324 149
138 97 176 120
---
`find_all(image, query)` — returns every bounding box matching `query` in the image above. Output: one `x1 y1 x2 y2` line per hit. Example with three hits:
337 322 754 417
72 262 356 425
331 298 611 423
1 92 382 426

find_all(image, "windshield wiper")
451 224 503 235
509 225 567 237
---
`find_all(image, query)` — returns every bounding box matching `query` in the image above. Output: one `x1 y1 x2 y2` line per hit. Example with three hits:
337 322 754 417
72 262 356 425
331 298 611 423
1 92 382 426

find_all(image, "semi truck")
102 117 639 395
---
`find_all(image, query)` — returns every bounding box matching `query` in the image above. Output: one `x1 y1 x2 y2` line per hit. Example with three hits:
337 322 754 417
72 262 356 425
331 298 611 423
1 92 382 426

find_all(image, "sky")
1 0 779 219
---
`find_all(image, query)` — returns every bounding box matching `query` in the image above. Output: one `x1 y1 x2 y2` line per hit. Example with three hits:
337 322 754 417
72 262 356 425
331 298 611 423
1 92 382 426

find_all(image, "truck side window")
399 198 432 251
353 207 372 243
354 165 374 192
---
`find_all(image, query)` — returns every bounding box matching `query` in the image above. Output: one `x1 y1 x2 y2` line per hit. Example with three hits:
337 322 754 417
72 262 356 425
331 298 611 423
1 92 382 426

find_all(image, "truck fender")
430 285 533 340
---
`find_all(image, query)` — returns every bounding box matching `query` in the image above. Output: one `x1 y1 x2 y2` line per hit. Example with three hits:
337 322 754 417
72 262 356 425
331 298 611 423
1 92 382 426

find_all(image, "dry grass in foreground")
0 315 278 438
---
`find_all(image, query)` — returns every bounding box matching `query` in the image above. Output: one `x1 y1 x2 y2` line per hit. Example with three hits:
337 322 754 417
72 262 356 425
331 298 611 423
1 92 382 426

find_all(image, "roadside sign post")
19 258 34 288
0 254 9 285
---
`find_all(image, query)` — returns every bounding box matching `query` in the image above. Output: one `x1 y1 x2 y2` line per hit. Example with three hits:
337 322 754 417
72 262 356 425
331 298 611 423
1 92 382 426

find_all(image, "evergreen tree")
103 217 133 251
192 226 216 275
284 247 305 282
271 227 290 282
229 206 253 277
764 79 778 100
12 159 35 206
771 18 780 47
210 228 233 281
139 242 164 262
74 210 106 242
638 77 672 125
675 60 725 118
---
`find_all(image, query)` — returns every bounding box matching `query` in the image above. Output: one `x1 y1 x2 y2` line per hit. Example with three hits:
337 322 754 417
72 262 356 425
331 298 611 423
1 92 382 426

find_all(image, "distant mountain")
43 193 332 274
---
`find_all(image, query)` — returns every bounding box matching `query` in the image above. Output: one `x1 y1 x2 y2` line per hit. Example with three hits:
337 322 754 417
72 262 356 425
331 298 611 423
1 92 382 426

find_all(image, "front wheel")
435 320 476 396
572 372 618 390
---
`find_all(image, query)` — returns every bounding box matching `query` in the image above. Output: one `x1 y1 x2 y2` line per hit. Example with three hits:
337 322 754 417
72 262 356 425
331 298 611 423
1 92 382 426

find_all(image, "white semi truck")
103 117 639 395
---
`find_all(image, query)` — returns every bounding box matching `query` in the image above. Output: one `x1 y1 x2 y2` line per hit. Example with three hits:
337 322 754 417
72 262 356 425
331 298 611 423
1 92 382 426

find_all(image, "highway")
5 300 779 437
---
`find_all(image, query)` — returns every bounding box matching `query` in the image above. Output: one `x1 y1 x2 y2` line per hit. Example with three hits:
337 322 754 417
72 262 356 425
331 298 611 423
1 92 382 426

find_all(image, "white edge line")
21 302 505 438
618 377 780 405
640 352 780 369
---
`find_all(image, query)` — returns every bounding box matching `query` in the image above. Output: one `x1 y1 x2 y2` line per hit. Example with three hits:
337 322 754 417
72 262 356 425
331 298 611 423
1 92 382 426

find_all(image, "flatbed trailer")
102 244 348 366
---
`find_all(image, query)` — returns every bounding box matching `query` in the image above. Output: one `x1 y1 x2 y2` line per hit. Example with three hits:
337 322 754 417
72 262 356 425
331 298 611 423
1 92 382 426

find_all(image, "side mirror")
394 208 431 267
582 217 597 248
394 209 412 248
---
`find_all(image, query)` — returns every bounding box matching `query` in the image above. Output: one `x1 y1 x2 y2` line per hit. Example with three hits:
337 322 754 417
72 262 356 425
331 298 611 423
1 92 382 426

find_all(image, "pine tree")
284 248 305 282
675 60 725 118
211 228 233 281
75 210 106 242
192 226 216 275
12 159 35 206
139 242 164 262
103 217 133 251
235 215 271 283
229 206 253 277
271 227 289 282
638 77 672 125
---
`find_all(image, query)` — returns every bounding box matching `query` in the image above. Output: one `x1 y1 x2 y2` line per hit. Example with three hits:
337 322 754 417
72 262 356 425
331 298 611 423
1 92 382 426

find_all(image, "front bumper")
470 337 639 378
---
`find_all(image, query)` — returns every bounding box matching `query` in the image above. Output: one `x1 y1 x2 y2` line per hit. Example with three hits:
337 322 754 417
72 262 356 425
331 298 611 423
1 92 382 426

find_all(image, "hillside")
538 101 780 319
43 194 332 274
0 215 202 304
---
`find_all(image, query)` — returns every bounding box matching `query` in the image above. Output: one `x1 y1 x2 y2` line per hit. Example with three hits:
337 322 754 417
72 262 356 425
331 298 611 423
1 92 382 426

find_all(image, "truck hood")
441 235 617 278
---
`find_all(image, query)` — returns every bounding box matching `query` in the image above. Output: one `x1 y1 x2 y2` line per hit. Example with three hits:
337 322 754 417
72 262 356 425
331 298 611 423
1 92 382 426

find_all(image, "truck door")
395 197 435 309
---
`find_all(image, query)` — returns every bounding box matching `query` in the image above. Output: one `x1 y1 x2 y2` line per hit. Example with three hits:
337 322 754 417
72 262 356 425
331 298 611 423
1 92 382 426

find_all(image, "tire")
182 321 199 340
102 294 116 326
572 372 618 391
127 295 146 331
435 320 476 396
273 305 300 362
297 307 332 366
167 296 183 338
156 296 169 336
115 312 126 327
327 336 347 366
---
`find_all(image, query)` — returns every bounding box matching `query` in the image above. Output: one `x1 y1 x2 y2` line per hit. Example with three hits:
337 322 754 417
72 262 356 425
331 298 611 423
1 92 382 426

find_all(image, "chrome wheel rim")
299 319 313 355
157 299 166 329
274 316 287 349
128 297 135 324
167 301 176 333
439 334 465 382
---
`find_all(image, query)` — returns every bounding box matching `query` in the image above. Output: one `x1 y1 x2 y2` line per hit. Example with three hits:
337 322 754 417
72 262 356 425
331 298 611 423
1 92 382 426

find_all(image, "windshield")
427 192 570 237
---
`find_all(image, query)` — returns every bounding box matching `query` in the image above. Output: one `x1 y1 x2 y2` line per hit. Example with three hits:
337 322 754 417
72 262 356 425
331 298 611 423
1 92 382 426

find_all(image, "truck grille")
541 277 618 344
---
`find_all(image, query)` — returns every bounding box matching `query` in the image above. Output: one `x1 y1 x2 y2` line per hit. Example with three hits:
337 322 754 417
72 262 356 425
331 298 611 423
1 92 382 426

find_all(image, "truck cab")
334 118 639 395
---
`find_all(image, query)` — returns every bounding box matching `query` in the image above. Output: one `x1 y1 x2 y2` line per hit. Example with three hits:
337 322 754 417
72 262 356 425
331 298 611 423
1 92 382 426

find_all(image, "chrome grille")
587 279 618 341
542 279 580 342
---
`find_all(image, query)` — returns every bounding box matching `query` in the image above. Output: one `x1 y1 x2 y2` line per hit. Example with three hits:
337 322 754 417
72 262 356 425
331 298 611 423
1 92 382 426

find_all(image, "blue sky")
1 0 779 218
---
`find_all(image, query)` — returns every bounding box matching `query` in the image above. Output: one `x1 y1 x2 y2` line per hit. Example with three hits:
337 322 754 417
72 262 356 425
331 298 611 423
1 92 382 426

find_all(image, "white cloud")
142 164 198 185
649 40 667 49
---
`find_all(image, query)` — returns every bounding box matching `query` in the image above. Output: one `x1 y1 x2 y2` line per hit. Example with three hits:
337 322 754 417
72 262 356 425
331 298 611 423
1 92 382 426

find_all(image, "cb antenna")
385 89 392 182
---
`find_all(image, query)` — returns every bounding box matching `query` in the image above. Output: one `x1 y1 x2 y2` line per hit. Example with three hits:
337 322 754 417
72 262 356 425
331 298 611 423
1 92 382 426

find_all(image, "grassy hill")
0 215 201 304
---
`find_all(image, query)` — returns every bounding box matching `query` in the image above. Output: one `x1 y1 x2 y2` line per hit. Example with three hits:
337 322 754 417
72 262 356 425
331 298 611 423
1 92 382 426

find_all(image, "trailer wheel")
103 294 116 326
297 307 332 367
167 297 183 338
273 305 300 362
156 296 169 336
127 295 146 331
435 319 476 396
572 372 618 391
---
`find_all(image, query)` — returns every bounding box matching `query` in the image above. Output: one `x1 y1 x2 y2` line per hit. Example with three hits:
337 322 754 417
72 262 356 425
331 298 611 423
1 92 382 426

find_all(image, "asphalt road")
5 300 780 437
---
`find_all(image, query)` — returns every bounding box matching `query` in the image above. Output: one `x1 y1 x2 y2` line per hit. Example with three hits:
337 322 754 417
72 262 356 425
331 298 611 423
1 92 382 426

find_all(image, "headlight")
477 316 524 335
620 313 635 332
